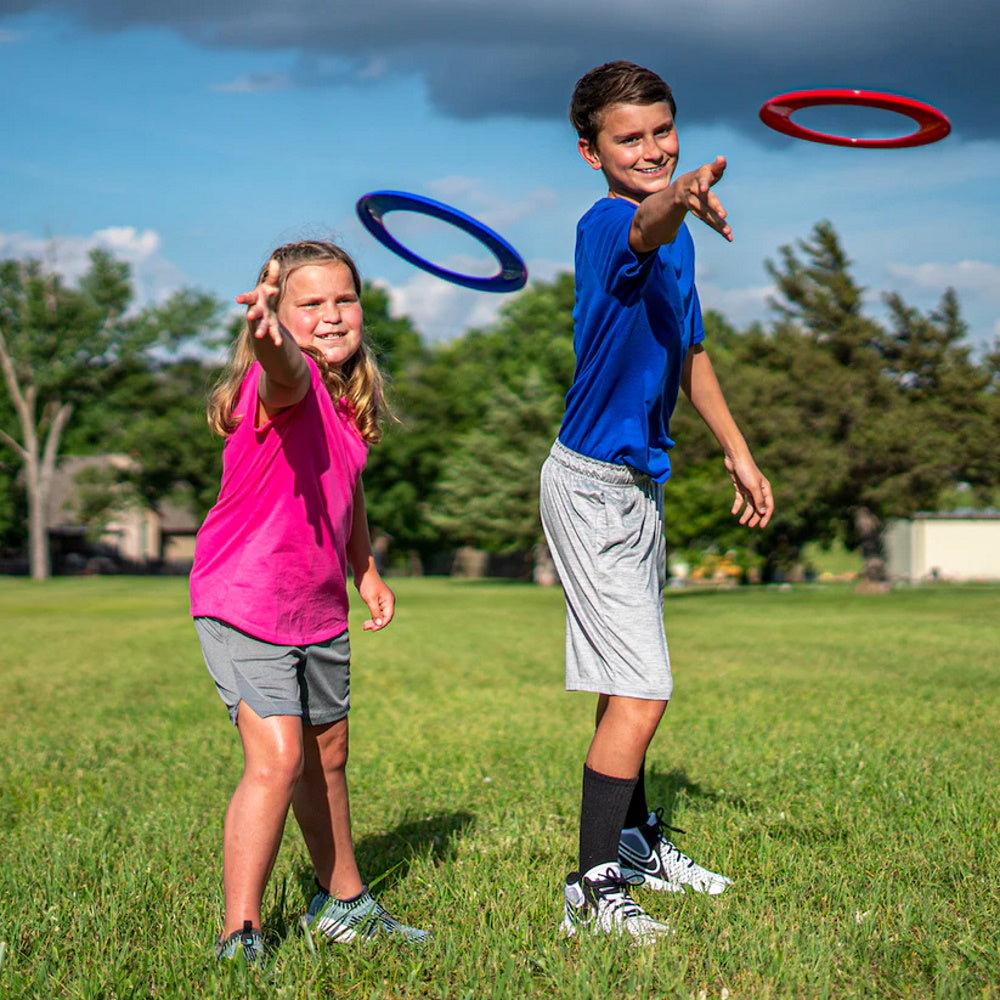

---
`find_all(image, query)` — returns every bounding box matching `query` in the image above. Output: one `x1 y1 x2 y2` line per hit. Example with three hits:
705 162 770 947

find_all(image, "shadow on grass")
647 767 754 824
266 811 475 940
355 810 476 887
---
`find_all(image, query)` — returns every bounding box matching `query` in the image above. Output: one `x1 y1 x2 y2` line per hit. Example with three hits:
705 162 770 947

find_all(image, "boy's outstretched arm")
630 156 732 253
682 344 773 529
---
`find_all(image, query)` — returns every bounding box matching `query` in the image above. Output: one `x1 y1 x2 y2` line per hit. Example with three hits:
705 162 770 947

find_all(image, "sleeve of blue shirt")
561 198 706 482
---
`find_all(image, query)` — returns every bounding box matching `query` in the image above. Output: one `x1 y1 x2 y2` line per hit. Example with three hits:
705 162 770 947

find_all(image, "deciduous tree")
0 250 220 578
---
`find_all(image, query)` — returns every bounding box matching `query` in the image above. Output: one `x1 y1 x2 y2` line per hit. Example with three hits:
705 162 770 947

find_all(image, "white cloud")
424 178 559 232
357 56 389 81
0 227 188 307
384 271 507 342
698 282 774 328
94 226 161 260
210 72 291 93
887 260 1000 303
379 254 568 341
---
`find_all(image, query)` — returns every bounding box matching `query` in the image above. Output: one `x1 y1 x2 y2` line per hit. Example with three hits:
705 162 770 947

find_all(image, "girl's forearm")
346 480 376 584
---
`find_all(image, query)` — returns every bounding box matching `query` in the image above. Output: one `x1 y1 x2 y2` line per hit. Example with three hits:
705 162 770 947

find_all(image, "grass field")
0 576 997 999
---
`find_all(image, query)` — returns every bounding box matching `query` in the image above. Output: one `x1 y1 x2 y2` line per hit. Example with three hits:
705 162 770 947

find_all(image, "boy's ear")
578 137 603 171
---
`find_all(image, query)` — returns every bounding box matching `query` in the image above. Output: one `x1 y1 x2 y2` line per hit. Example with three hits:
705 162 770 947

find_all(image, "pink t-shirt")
190 358 369 644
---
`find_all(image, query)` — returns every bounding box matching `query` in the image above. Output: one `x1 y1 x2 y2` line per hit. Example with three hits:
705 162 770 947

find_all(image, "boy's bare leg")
292 718 364 899
587 694 667 779
223 705 303 935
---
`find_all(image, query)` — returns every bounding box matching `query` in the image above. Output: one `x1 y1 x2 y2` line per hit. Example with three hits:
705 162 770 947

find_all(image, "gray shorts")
194 617 351 726
539 440 673 700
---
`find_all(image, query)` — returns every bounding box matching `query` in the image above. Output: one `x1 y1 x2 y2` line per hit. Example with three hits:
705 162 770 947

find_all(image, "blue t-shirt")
559 197 705 483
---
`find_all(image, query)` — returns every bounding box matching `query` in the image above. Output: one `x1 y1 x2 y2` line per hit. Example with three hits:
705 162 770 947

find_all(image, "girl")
190 240 428 964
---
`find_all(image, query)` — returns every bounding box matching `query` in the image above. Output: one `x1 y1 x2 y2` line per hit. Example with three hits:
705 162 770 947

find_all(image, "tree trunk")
30 402 74 580
26 455 49 580
0 383 74 580
853 505 888 586
532 538 558 586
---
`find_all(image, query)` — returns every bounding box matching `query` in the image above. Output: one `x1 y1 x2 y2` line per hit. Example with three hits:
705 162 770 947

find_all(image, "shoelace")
648 808 696 867
650 806 687 838
586 867 646 919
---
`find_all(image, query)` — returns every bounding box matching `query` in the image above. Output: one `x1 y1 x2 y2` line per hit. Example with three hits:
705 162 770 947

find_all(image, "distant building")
46 454 199 573
884 511 1000 582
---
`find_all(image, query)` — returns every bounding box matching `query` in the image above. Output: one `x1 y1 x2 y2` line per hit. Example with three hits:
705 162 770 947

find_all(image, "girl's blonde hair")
207 240 388 444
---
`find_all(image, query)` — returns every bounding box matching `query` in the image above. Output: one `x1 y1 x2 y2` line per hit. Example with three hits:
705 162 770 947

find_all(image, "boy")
540 61 773 942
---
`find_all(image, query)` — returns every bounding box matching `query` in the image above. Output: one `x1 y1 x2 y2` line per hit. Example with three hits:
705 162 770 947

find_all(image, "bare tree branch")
0 427 27 460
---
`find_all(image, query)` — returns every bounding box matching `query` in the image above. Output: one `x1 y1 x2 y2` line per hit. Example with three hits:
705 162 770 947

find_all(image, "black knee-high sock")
623 756 649 830
579 764 638 877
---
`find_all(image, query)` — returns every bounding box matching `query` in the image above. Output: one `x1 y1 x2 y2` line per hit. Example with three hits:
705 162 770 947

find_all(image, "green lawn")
0 577 997 999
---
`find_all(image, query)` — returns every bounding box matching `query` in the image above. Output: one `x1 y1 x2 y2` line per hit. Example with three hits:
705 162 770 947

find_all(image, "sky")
2 0 999 351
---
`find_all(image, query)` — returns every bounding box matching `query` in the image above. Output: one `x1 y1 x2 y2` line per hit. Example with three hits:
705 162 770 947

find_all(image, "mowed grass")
0 576 997 1000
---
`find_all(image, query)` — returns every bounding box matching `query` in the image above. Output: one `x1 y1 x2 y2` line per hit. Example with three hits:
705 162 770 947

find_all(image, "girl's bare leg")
222 704 304 936
292 717 364 898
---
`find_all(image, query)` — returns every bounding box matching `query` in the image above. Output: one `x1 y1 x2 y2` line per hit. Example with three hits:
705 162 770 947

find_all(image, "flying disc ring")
356 190 528 293
759 89 951 149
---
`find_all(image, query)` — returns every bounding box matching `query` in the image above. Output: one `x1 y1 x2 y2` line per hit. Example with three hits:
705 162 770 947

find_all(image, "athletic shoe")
215 921 266 967
300 887 431 943
561 864 673 944
619 809 733 895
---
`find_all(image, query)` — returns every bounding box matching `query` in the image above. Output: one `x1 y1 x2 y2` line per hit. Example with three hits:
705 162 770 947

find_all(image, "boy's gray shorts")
194 617 351 726
539 440 673 701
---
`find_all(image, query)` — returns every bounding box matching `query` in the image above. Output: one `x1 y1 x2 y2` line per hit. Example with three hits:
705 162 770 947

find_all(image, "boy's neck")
607 190 642 206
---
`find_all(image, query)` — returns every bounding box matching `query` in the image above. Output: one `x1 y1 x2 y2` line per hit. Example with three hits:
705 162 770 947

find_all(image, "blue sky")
2 0 998 350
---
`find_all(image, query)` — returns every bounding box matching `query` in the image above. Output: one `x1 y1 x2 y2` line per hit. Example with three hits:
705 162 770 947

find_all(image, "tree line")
1 222 997 581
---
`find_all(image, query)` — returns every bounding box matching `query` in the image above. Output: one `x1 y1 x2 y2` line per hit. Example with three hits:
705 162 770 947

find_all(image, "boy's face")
578 101 679 203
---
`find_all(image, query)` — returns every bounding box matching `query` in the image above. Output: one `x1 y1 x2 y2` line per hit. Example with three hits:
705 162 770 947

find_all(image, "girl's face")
578 101 679 203
277 262 363 367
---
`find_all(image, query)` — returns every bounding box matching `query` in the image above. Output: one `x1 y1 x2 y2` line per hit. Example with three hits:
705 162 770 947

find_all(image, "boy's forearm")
630 186 687 252
631 157 731 252
682 346 750 459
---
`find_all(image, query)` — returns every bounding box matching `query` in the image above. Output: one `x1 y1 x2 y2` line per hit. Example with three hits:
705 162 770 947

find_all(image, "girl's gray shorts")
194 617 351 726
539 440 673 701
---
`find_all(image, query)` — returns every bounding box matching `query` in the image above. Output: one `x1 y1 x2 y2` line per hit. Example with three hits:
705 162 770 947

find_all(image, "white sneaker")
301 887 430 943
619 810 732 895
561 864 673 944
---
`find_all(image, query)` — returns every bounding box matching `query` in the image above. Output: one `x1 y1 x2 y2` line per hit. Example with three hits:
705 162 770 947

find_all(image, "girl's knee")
305 719 350 774
246 743 305 790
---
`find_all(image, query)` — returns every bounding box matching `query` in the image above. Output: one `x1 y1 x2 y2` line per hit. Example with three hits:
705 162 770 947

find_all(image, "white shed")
884 511 1000 582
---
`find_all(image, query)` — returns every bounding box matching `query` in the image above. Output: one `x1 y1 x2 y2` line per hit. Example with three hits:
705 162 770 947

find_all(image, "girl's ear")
578 137 603 171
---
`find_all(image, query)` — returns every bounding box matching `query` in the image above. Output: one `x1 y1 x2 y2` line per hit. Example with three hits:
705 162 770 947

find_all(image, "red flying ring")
759 89 951 148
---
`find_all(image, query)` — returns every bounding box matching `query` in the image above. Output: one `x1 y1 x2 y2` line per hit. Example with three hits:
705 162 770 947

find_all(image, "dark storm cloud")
8 0 996 139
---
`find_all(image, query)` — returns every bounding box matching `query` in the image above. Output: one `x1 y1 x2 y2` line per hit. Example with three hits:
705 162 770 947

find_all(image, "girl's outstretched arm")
682 344 773 529
347 479 395 632
235 258 310 417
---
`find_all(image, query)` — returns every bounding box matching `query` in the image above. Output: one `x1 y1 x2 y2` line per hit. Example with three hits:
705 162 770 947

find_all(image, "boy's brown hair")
569 61 677 146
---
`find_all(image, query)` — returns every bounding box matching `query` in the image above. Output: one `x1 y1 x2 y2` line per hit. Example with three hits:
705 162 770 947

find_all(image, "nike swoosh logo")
619 851 660 874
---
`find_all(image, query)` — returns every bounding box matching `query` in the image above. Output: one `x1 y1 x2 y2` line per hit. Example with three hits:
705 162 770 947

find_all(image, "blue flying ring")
356 190 528 293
